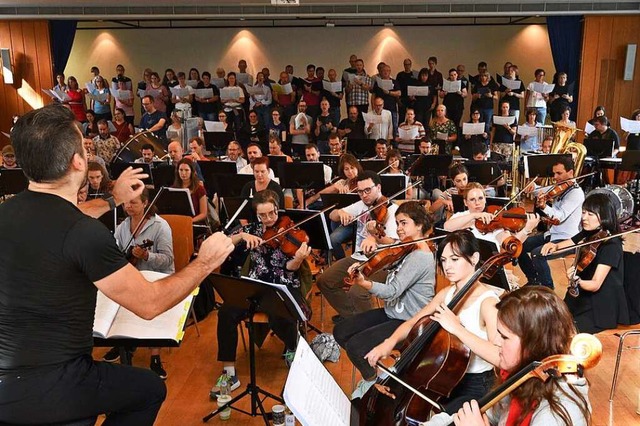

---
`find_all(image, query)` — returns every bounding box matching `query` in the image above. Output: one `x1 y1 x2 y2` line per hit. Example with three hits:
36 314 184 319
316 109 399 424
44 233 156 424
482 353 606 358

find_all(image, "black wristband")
104 195 116 211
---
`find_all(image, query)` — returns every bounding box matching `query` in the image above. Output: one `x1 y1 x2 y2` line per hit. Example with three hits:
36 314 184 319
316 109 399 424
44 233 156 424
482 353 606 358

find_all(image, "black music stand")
320 193 360 210
110 162 153 185
409 154 453 198
380 174 407 198
199 160 237 199
465 161 501 185
97 208 117 233
346 138 376 159
155 187 195 216
584 138 615 159
267 155 288 178
151 164 175 189
204 132 234 158
221 196 254 226
279 162 325 208
216 174 255 225
523 154 571 178
0 168 28 196
203 274 306 424
360 159 386 174
319 154 340 176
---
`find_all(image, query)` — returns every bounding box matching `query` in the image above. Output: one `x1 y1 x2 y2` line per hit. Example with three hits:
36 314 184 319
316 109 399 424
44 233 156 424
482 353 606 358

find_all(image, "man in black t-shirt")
337 106 366 140
139 94 168 144
585 116 620 158
0 105 234 425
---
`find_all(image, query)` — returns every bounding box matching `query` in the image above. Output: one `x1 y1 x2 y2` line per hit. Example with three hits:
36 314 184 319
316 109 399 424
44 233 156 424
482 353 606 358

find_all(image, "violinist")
365 231 501 413
519 156 584 289
334 202 436 399
429 163 469 222
383 149 413 199
211 189 312 398
299 143 333 210
444 286 591 426
106 188 175 378
541 192 629 334
316 170 399 322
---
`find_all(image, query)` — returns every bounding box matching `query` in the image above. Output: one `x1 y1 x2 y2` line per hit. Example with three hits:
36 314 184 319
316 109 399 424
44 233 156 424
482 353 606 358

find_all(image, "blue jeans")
535 107 547 125
390 109 399 139
330 222 355 260
518 233 564 289
480 108 494 133
199 112 216 122
444 370 495 415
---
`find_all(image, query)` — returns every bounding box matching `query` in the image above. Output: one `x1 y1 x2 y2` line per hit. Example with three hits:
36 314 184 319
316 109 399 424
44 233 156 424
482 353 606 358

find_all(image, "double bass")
358 237 522 425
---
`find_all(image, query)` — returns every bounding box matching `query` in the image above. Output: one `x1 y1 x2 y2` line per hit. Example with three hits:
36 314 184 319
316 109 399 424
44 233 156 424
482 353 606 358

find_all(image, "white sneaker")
351 378 376 400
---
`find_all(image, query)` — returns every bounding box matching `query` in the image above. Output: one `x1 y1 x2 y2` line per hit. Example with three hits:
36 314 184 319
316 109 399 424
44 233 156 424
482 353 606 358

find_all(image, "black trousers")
0 354 166 425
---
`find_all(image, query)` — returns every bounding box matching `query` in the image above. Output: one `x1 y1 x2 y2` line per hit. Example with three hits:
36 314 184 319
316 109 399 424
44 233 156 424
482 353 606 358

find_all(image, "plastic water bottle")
219 374 230 397
284 406 295 426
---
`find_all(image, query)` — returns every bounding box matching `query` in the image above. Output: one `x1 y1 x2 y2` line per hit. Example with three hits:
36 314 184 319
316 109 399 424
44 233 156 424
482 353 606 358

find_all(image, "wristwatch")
104 195 116 211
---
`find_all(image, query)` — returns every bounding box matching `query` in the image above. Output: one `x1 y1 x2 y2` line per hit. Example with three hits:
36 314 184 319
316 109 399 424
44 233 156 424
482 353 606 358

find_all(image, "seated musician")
334 202 436 398
519 156 584 288
317 170 399 323
444 182 538 247
240 156 285 208
103 189 175 379
540 135 552 154
220 140 247 172
87 161 113 198
468 142 506 197
429 163 469 222
134 143 161 165
187 136 211 162
374 139 389 160
383 149 413 199
299 143 333 210
585 116 620 157
328 133 345 155
165 140 205 181
364 230 500 413
211 189 311 397
238 143 275 179
172 158 208 224
542 192 629 334
439 287 591 426
268 135 293 162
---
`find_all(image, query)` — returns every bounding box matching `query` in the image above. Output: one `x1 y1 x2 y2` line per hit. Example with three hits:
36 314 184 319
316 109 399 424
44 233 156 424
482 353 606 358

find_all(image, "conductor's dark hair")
582 192 619 233
357 169 381 186
436 230 480 271
11 105 84 183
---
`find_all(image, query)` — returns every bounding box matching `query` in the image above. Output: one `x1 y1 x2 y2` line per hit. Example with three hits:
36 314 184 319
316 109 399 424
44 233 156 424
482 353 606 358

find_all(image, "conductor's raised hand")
111 167 148 206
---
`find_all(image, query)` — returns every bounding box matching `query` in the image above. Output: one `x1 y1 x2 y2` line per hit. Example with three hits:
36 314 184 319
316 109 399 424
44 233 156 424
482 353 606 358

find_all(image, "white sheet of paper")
462 122 486 135
236 73 251 85
493 115 515 126
501 78 522 91
137 89 147 98
85 82 96 92
246 84 265 96
170 87 191 98
532 82 555 94
194 88 214 99
323 80 342 93
517 125 539 137
90 92 109 102
621 117 640 133
376 78 394 91
398 126 419 140
204 120 225 132
111 81 118 92
363 112 383 125
211 78 226 88
220 86 241 101
442 79 461 93
407 86 429 96
272 83 293 95
115 89 132 101
436 132 448 140
185 79 198 88
585 121 596 135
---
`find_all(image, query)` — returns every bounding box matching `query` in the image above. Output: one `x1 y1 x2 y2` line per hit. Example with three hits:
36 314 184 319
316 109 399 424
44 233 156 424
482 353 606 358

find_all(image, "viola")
370 196 389 239
567 229 609 298
536 181 575 207
344 236 417 286
475 205 560 235
261 216 309 258
358 237 522 426
126 239 154 266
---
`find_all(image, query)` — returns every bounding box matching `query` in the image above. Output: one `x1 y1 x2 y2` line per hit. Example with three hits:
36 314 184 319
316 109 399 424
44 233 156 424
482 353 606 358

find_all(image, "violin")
261 216 310 258
126 239 154 266
567 229 609 298
475 205 560 235
358 237 522 426
370 196 389 239
536 180 575 207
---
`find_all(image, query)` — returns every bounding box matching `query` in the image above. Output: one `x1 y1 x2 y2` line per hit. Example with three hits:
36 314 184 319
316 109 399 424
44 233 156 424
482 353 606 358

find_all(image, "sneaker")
283 349 296 367
209 372 240 399
102 347 120 363
150 356 167 380
351 378 376 400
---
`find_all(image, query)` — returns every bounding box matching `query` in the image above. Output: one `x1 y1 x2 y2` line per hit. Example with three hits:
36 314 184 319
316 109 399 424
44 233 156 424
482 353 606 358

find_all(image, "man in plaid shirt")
346 59 372 115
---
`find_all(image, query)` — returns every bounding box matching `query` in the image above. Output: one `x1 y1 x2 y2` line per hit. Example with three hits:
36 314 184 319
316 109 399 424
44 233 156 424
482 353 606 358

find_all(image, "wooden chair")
160 214 200 336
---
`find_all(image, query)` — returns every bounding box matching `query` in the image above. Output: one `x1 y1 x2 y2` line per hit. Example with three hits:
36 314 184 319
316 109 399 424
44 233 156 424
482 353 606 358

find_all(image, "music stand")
97 208 117 233
523 154 571 178
199 161 237 199
320 193 360 210
408 154 453 198
465 161 501 185
319 154 340 177
110 162 153 185
380 174 407 198
359 159 386 174
155 187 195 216
584 138 615 159
203 274 305 424
203 131 234 158
279 162 325 208
267 155 289 178
221 196 254 225
346 138 376 159
0 168 28 196
151 165 175 189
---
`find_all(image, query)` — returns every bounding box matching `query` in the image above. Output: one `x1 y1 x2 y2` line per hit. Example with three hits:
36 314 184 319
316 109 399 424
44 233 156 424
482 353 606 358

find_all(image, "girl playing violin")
448 286 591 426
306 153 362 206
383 149 413 199
334 202 436 399
541 192 629 334
365 230 501 413
211 189 312 398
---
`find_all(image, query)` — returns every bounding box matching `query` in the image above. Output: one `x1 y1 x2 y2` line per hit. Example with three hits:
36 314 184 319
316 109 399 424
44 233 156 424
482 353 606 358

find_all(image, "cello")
358 237 522 426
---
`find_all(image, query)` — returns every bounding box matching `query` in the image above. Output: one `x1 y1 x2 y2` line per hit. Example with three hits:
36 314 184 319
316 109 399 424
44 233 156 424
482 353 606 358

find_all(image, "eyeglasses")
357 185 376 196
3 154 15 158
257 209 278 220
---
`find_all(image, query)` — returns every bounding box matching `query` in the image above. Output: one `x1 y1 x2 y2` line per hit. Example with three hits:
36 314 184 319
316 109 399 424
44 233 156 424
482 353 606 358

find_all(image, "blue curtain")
50 20 77 75
546 16 583 120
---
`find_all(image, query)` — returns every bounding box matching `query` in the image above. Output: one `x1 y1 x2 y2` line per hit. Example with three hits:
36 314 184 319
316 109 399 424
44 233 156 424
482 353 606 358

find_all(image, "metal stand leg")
609 330 640 401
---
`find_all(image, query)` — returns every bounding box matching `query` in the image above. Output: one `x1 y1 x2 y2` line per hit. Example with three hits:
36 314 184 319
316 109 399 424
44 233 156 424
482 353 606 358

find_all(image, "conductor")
0 105 234 425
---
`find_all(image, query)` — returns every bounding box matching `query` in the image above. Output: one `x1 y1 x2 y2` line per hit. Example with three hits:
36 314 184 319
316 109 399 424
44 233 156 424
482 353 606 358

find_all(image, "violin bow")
122 186 165 253
259 203 338 245
346 180 424 226
539 226 640 257
539 171 598 196
491 176 539 217
355 234 447 255
374 363 446 412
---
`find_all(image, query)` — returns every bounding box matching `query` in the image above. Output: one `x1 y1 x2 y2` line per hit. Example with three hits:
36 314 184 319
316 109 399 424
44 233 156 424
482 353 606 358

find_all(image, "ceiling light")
384 20 394 27
326 21 335 27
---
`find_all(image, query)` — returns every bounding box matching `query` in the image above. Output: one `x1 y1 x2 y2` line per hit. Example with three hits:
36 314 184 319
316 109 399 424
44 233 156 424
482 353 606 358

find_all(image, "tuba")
542 123 585 185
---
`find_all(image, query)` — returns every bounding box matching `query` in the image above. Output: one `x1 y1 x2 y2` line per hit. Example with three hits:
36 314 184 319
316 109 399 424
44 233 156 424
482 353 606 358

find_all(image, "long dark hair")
173 158 201 193
435 230 480 271
396 201 432 236
582 192 619 233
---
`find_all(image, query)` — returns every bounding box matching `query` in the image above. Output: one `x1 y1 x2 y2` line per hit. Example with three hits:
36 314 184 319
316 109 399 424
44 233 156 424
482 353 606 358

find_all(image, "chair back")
160 214 194 272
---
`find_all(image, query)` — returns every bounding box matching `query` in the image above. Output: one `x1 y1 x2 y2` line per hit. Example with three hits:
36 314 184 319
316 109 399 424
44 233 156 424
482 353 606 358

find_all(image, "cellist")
365 230 500 414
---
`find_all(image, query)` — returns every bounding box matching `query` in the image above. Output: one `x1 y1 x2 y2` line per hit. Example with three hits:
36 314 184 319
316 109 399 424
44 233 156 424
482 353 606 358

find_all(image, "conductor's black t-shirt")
0 191 128 373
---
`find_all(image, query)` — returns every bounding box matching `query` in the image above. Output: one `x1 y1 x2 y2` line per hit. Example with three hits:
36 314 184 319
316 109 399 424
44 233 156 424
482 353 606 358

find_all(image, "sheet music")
363 112 383 125
194 88 214 99
220 87 241 101
442 79 461 93
186 79 198 88
211 78 225 88
169 87 191 98
284 337 351 426
272 82 293 95
585 121 596 135
501 78 522 91
42 88 71 102
89 92 109 102
115 89 132 101
462 122 485 135
407 86 429 97
436 132 449 140
532 82 555 94
517 125 538 137
294 112 309 129
246 84 265 96
375 77 394 91
236 73 252 85
398 126 419 140
493 115 515 126
323 80 342 93
621 117 640 133
204 120 225 132
85 82 96 92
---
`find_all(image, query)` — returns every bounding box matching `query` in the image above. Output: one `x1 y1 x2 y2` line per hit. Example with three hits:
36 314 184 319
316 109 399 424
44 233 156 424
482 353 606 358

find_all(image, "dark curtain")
50 20 77 76
546 16 583 121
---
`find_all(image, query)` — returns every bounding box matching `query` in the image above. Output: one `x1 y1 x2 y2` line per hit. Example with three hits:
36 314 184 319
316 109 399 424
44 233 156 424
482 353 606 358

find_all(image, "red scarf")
499 369 537 426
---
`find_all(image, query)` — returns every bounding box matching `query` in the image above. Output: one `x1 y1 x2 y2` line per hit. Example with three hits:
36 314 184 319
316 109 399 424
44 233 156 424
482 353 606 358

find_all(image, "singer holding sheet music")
211 189 312 397
0 105 234 425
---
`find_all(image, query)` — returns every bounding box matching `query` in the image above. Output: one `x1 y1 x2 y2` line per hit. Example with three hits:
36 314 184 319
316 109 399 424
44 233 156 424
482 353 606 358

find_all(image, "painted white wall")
66 24 555 120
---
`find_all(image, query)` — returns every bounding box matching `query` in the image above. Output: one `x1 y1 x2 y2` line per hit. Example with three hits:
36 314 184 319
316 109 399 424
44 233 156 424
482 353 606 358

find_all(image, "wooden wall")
0 20 53 147
578 15 640 144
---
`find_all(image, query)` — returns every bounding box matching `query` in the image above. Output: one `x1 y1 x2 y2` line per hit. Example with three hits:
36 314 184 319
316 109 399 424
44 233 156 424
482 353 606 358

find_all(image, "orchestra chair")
600 326 640 401
160 214 201 336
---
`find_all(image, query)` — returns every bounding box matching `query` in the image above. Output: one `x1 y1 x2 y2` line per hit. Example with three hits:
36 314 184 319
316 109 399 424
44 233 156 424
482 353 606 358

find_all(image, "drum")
111 131 166 164
588 184 635 222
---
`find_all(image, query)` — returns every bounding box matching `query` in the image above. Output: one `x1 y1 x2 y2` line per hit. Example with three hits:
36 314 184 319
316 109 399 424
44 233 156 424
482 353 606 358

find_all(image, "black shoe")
332 315 345 324
102 347 120 363
150 356 167 380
